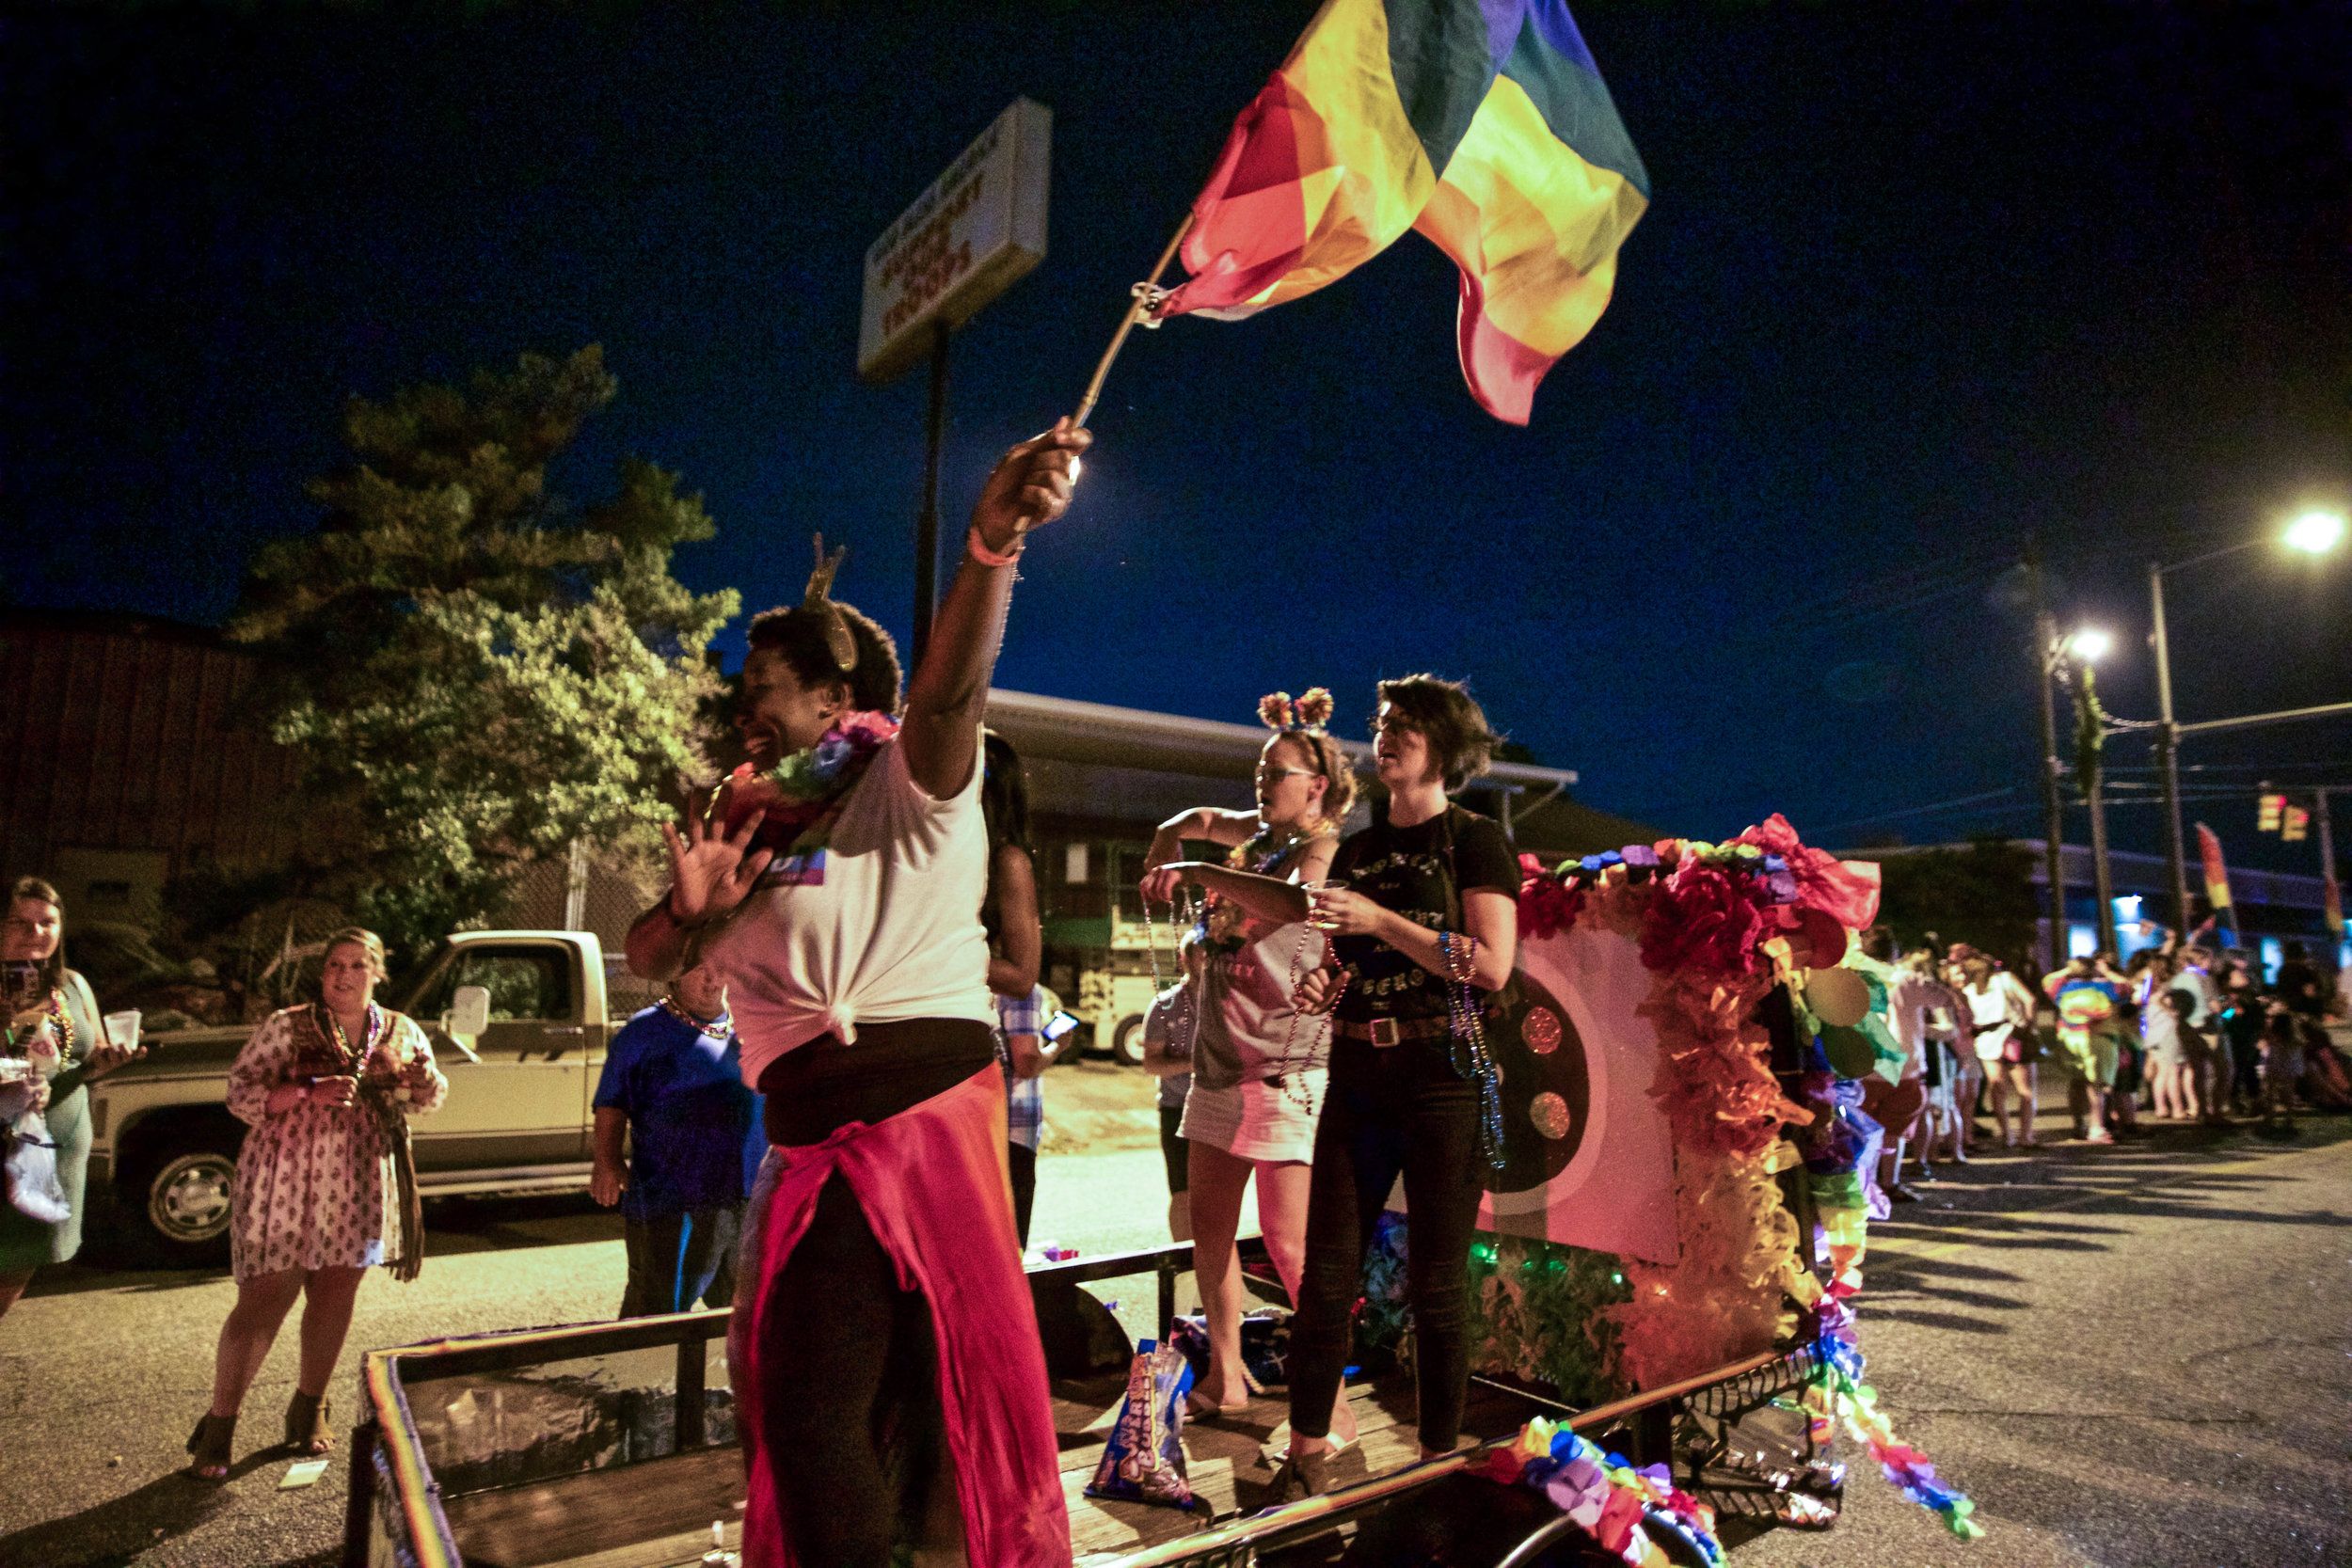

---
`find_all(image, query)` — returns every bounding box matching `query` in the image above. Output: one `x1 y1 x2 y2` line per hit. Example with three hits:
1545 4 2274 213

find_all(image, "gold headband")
802 533 859 676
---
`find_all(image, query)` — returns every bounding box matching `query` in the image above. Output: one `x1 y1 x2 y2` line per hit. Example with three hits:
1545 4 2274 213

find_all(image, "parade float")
342 813 1978 1568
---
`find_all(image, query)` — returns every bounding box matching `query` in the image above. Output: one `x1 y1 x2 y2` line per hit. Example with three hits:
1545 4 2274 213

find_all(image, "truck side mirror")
451 986 492 1036
444 986 491 1062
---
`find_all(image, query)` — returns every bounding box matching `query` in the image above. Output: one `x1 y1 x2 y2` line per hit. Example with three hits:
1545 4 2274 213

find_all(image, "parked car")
86 929 656 1266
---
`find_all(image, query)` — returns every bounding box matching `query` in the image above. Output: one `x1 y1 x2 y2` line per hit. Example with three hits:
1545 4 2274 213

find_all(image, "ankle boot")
185 1411 236 1481
285 1389 332 1455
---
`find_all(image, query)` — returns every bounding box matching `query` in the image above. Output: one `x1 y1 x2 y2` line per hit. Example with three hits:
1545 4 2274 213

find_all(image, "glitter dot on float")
1530 1092 1573 1139
1523 1006 1562 1054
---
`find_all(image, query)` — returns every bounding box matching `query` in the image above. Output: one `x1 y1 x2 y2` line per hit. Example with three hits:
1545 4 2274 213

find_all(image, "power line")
1810 787 2019 833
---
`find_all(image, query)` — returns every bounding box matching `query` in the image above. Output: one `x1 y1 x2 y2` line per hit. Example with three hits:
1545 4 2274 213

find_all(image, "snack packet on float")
1085 1338 1196 1508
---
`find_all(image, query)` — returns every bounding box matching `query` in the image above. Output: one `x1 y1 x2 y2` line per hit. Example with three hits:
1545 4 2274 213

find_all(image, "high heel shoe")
185 1412 236 1481
285 1389 332 1455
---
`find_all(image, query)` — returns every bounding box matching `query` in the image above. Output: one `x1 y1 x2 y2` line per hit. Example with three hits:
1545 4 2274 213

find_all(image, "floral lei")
716 710 900 856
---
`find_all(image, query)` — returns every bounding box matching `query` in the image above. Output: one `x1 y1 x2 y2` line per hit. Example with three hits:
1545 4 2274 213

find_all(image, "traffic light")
2258 792 2285 832
2283 805 2310 843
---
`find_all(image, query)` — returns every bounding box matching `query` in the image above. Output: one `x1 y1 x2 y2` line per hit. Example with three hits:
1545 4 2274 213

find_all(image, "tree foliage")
228 346 738 962
1863 835 2042 974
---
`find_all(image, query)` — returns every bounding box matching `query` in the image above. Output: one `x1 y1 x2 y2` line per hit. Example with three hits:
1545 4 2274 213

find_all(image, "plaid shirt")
995 986 1045 1151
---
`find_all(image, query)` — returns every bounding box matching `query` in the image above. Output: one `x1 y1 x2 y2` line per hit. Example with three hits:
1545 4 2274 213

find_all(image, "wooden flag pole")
1072 214 1194 429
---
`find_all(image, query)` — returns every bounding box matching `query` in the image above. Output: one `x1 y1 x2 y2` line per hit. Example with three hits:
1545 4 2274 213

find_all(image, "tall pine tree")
230 346 739 962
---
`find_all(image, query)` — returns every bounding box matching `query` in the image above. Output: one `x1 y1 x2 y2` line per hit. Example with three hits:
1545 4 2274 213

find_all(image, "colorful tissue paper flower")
1641 862 1768 979
1518 854 1585 939
1731 814 1882 930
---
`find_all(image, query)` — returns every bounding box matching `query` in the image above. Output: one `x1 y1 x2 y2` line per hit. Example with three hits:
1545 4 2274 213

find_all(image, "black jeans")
753 1020 996 1567
1286 1036 1486 1452
1007 1142 1037 1249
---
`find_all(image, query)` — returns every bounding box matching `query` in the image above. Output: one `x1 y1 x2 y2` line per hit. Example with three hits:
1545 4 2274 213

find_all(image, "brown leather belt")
1334 1014 1454 1047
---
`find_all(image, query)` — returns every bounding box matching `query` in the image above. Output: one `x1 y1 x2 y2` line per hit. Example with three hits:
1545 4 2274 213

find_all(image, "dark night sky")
7 1 2348 875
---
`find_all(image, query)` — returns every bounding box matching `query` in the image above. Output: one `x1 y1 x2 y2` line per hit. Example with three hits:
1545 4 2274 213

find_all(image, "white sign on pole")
858 97 1051 386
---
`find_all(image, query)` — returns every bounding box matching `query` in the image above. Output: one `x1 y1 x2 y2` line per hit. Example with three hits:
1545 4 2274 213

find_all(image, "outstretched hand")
662 789 775 927
971 418 1092 553
1138 863 1197 906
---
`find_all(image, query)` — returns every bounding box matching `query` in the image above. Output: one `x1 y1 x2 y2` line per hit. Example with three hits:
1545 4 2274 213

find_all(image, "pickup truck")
86 929 658 1266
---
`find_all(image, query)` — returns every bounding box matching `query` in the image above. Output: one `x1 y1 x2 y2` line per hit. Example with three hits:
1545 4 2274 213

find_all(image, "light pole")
2026 537 2066 974
2150 508 2348 930
2066 628 2117 954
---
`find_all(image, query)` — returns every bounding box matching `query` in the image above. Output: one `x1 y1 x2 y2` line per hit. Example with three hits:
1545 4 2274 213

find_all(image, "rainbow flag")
1156 0 1649 424
2195 822 2235 936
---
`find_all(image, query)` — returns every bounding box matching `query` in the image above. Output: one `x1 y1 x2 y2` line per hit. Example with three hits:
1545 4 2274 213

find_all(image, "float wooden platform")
1059 1370 1552 1563
437 1371 1549 1568
441 1442 741 1568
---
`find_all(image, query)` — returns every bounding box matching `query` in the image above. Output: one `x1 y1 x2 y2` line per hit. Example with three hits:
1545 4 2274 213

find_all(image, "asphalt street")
1 1062 2343 1568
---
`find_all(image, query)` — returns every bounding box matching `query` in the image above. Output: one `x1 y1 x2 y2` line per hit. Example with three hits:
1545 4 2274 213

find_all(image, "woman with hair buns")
627 423 1087 1568
1138 687 1358 1443
187 927 447 1481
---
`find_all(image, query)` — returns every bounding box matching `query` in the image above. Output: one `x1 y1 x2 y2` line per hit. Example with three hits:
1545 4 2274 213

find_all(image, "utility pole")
913 320 950 666
2027 537 2067 974
2071 662 2117 955
2149 561 2193 932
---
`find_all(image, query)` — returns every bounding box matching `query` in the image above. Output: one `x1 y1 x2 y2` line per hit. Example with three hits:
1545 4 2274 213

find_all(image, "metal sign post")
859 98 1052 662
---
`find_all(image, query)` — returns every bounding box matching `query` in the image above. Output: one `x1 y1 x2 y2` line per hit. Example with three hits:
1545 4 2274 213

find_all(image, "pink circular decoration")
1529 1092 1573 1140
1523 1006 1562 1054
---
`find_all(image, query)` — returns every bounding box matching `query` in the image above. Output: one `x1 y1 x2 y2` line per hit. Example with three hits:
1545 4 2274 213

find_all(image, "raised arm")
1144 807 1260 872
626 796 775 981
900 420 1091 800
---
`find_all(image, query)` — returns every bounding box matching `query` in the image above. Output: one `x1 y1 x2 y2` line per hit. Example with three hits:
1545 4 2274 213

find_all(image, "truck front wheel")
1109 1013 1150 1068
134 1134 240 1268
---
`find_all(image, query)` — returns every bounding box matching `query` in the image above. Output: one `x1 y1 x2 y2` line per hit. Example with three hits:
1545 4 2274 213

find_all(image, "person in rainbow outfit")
2043 952 2133 1144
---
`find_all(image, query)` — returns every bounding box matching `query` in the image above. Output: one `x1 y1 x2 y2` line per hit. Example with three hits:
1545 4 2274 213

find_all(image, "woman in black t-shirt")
1278 675 1519 1498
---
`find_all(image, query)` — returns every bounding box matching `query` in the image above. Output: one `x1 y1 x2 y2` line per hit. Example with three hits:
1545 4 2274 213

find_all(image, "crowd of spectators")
1867 925 2346 1198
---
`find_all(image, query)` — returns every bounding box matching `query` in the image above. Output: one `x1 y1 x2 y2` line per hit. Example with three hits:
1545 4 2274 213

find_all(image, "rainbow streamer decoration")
1157 0 1649 423
1474 1416 1725 1565
2195 822 2236 939
1808 1172 1985 1542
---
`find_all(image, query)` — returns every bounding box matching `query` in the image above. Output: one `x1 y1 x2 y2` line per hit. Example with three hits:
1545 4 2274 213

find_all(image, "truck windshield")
402 945 575 1024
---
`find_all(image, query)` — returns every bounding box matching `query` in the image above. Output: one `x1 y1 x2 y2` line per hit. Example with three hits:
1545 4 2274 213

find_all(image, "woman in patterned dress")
186 927 446 1481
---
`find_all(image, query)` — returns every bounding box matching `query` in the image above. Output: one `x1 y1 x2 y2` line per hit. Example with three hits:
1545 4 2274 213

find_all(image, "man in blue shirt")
591 962 765 1317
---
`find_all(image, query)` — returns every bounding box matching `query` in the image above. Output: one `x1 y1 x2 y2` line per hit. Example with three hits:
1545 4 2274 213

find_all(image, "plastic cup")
104 1010 142 1050
1303 879 1348 931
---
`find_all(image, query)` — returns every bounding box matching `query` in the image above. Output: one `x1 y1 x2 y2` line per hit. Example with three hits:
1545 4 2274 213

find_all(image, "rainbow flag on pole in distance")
1155 0 1649 424
2195 822 2235 937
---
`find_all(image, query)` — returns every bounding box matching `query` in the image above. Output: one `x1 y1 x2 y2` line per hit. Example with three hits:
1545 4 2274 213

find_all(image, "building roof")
981 689 1662 858
1854 839 2336 912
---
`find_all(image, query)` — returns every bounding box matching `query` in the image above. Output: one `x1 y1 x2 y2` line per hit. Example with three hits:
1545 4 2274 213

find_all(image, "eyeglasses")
1256 765 1318 784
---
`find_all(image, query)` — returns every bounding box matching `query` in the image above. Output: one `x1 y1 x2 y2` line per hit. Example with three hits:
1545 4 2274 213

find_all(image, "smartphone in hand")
1039 1011 1080 1058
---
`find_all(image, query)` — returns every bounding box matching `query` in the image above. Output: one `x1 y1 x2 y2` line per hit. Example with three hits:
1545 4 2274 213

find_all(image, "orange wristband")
965 524 1024 567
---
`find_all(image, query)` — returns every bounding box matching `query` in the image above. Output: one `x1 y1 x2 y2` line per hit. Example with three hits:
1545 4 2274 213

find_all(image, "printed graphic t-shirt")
705 730 993 1087
1327 806 1518 1027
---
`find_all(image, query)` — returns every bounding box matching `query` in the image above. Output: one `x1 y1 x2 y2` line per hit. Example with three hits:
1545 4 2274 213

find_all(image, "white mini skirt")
1178 1070 1328 1164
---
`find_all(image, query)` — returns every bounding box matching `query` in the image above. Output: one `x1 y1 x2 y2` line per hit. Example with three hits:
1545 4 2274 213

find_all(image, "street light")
2151 507 2349 928
2284 509 2348 555
2067 627 2113 663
